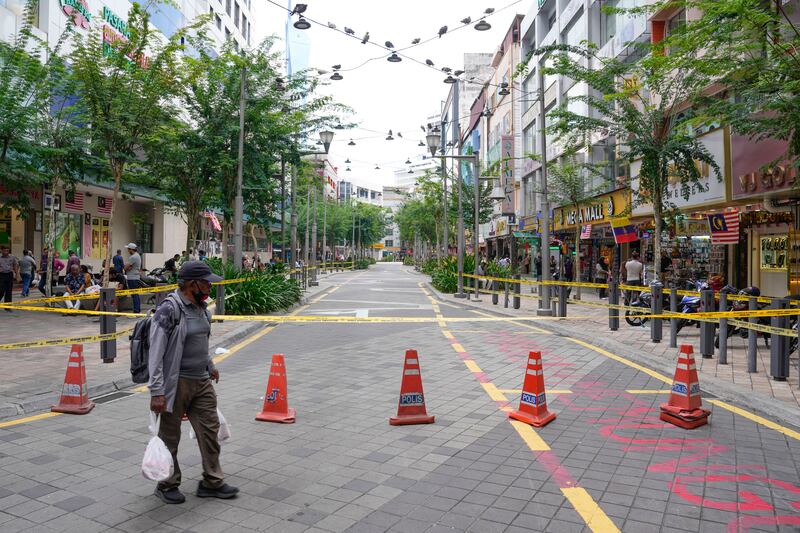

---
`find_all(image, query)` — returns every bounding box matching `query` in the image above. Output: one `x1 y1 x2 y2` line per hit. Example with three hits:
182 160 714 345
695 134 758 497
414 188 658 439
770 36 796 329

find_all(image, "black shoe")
196 483 239 499
154 487 186 504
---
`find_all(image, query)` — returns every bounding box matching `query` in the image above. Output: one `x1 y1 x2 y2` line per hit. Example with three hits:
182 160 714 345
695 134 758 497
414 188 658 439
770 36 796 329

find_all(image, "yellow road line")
441 330 455 340
498 389 573 395
213 326 275 365
626 390 671 394
510 420 551 451
0 412 61 429
464 360 482 373
481 382 509 402
567 338 672 385
708 399 800 441
561 487 621 533
451 343 466 353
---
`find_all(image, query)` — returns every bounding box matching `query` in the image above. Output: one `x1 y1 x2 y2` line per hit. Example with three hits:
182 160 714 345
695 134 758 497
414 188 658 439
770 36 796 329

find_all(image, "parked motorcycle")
675 280 707 334
624 283 671 327
713 286 771 348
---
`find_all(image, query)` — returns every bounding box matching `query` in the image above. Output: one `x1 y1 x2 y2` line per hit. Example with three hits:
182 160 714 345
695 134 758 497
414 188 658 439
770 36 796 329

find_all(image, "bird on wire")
438 25 448 38
485 7 495 14
385 41 394 48
327 22 337 29
442 67 452 73
411 38 421 44
332 64 341 70
397 132 403 138
344 27 355 35
425 59 434 66
420 125 426 132
361 32 370 44
460 16 471 24
290 3 307 15
453 70 465 76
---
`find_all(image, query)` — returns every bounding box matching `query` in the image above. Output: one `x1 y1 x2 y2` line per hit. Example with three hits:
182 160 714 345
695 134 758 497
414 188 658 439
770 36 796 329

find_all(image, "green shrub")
206 259 301 315
429 256 478 293
354 258 371 270
403 256 414 266
421 258 438 275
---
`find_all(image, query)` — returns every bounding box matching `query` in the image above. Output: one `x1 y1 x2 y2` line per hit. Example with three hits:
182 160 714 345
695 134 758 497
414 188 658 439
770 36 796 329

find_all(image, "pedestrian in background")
66 250 80 271
18 250 36 297
0 245 19 311
198 250 207 262
148 261 238 504
124 243 143 314
63 264 86 312
38 247 64 296
621 251 644 303
595 256 609 299
113 249 125 274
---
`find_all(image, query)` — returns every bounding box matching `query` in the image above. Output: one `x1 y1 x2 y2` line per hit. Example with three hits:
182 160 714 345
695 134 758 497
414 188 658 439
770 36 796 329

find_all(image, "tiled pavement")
427 275 800 415
0 274 338 419
0 264 798 532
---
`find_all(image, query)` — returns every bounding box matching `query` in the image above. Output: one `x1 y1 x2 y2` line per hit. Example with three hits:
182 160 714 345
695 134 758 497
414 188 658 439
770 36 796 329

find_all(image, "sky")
250 0 524 189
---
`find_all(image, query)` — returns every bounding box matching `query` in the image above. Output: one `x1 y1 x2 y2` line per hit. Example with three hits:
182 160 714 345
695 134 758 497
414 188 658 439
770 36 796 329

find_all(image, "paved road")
0 264 799 532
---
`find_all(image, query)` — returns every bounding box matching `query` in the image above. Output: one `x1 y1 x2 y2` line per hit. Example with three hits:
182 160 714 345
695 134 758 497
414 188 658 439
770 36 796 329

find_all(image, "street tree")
70 3 193 285
545 154 607 282
642 1 800 168
521 43 720 277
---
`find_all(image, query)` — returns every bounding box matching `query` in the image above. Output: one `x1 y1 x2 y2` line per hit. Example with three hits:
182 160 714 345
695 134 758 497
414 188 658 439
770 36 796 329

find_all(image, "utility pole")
290 162 298 265
537 64 553 316
454 81 466 298
440 121 448 258
280 157 286 263
233 65 246 269
304 185 310 267
322 193 327 271
310 185 318 285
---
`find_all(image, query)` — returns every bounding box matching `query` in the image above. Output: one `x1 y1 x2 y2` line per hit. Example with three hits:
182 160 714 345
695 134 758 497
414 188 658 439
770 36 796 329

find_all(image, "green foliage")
485 260 513 288
353 258 372 270
403 256 414 266
429 256 477 293
206 258 301 315
421 258 439 275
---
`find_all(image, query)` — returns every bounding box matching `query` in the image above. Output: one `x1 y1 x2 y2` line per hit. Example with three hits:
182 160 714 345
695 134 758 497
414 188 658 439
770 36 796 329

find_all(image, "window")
247 22 251 45
242 15 247 38
234 2 240 27
225 27 231 40
209 6 213 14
666 9 686 38
522 72 536 112
226 0 231 16
215 14 222 29
602 0 619 45
385 240 394 248
547 11 556 32
135 223 154 254
524 123 536 156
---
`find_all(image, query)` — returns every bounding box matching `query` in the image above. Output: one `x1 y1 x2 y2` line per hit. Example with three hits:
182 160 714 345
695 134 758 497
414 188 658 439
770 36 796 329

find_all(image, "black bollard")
492 280 499 305
215 284 225 316
748 296 758 373
770 298 789 381
651 282 663 343
718 292 728 365
700 289 715 358
558 284 567 318
100 287 116 363
669 287 678 348
609 282 619 331
513 274 521 310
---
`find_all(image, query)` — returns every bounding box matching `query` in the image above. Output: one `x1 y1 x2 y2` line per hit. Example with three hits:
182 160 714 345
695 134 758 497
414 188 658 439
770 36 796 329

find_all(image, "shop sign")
501 135 515 215
488 216 510 238
518 215 538 233
552 188 630 231
741 210 793 227
760 235 787 270
102 7 149 67
631 128 728 216
731 134 797 199
60 0 92 30
674 218 710 237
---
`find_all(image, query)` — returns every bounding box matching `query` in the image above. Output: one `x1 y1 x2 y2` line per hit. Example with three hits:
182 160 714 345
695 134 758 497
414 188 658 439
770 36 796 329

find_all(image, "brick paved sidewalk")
415 269 800 423
0 273 342 420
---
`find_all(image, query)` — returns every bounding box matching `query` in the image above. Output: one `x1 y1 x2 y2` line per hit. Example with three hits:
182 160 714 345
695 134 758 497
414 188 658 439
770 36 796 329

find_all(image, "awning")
513 231 537 238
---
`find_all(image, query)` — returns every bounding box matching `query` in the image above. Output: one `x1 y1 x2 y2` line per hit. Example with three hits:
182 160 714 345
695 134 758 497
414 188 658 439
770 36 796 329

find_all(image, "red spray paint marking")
538 450 576 488
670 474 800 512
727 514 800 533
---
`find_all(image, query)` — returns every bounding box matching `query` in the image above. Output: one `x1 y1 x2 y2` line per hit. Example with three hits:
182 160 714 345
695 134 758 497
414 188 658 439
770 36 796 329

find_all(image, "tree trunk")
102 162 124 288
653 201 663 282
250 223 258 263
186 211 197 253
290 163 298 264
44 176 60 297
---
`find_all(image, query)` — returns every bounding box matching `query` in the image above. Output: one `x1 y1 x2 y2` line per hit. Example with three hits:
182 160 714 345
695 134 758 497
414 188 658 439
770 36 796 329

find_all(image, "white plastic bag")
188 408 231 444
141 412 173 482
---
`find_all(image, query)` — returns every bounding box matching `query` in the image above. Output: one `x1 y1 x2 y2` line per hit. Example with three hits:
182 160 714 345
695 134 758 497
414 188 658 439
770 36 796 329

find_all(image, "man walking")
0 245 19 311
113 249 125 274
66 250 81 271
19 250 36 297
148 261 238 504
38 247 64 296
621 250 644 303
124 243 143 313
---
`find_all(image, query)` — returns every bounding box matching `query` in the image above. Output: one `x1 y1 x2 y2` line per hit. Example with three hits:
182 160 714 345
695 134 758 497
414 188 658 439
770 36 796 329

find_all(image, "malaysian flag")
707 209 740 244
580 224 592 240
64 191 84 212
97 196 112 214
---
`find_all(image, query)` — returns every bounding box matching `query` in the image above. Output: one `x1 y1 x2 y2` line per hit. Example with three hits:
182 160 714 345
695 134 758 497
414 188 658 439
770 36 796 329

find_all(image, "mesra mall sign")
731 134 797 200
552 188 631 231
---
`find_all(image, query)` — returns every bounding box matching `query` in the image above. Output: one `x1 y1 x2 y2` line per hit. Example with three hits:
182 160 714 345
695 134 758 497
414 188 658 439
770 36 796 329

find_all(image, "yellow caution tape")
0 328 134 351
727 318 798 338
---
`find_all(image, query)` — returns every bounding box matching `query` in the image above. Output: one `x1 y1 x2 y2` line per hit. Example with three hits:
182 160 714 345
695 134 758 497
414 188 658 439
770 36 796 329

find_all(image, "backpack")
130 295 183 384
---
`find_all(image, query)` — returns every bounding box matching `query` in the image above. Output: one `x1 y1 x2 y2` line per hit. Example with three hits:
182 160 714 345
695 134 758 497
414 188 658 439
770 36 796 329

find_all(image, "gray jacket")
147 290 215 413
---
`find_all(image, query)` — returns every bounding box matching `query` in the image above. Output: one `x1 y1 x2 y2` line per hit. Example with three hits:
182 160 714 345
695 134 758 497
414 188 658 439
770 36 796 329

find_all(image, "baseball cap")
126 243 137 250
178 260 223 283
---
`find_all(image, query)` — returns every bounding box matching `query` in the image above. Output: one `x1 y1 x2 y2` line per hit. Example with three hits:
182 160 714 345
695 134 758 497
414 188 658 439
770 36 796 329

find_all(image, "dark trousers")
127 279 143 313
624 279 643 304
0 272 13 303
596 278 607 298
20 273 32 297
158 378 223 491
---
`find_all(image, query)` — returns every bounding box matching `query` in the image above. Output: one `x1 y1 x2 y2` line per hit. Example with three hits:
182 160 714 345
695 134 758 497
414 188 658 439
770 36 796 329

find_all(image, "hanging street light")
331 72 343 81
443 75 457 84
346 167 351 171
387 53 402 63
499 82 510 96
405 158 412 165
348 139 356 146
345 158 351 163
386 129 394 140
293 16 311 30
374 165 381 170
474 19 491 31
319 130 334 154
417 140 425 147
425 130 441 157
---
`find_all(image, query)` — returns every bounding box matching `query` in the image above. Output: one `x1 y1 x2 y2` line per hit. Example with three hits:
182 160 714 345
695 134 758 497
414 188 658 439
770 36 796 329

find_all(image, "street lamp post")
537 65 553 316
295 130 334 274
233 65 246 269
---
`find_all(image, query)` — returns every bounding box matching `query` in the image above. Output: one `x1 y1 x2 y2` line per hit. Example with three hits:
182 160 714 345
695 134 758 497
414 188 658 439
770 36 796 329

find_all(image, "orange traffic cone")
660 345 710 429
51 344 95 415
508 351 556 427
255 354 295 423
390 349 435 426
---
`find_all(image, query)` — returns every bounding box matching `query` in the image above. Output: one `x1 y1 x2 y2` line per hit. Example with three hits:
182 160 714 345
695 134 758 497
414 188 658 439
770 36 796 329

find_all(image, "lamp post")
427 130 482 301
294 130 334 274
536 66 553 316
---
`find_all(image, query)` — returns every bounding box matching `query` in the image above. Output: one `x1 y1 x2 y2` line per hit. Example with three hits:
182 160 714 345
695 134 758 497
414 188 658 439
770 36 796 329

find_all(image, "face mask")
192 282 209 305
